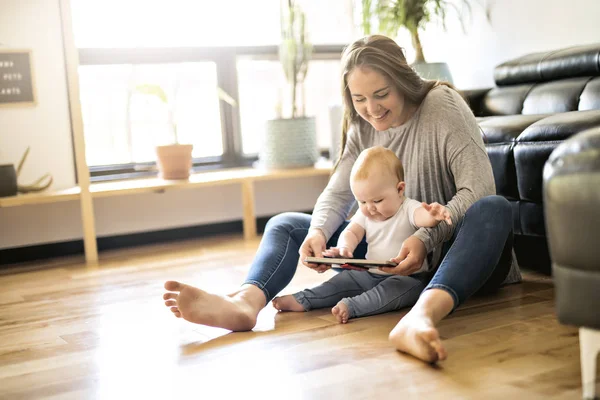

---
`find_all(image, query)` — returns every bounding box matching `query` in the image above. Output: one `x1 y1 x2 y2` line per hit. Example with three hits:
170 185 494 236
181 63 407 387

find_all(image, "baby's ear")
397 181 406 194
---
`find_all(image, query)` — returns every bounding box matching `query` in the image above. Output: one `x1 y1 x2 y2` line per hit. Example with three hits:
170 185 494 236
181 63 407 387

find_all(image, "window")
71 0 356 180
237 59 342 155
79 63 223 166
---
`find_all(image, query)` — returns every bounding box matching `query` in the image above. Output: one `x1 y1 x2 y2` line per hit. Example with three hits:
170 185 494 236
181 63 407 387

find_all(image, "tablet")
304 257 397 269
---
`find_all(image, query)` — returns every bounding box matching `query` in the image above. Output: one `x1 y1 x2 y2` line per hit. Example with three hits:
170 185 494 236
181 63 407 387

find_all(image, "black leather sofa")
543 126 600 399
463 43 600 274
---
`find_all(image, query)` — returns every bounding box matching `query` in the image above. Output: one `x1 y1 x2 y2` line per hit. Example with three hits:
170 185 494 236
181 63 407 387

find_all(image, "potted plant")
0 147 52 197
259 0 319 169
357 0 489 82
132 83 236 180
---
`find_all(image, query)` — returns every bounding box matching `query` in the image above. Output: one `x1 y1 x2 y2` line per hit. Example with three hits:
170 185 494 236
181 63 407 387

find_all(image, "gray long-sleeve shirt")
311 85 496 265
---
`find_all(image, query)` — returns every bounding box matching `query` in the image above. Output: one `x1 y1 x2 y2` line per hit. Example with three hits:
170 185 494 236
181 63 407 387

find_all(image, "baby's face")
352 176 404 221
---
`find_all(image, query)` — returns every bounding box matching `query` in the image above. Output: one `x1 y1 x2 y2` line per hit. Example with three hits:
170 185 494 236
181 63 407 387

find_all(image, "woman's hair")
333 35 454 172
351 146 404 183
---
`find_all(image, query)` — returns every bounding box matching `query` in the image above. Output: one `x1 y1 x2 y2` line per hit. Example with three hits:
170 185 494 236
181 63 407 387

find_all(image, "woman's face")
347 66 409 131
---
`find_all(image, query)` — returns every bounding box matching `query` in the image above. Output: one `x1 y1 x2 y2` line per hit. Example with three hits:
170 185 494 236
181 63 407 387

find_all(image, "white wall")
399 0 600 89
1 0 599 250
0 0 75 189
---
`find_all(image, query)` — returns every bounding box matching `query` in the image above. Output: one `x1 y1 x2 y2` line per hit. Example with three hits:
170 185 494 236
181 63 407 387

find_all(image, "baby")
272 146 452 323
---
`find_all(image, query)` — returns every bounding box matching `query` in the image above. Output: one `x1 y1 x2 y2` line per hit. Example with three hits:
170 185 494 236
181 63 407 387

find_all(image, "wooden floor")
0 234 588 400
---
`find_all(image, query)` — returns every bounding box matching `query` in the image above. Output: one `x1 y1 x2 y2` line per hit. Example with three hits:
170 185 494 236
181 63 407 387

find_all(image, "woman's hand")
299 229 330 273
380 236 427 275
422 202 452 225
323 246 354 258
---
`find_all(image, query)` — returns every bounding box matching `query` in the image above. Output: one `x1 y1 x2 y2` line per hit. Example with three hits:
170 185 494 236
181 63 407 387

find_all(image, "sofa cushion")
482 85 534 115
518 110 600 141
481 77 600 116
514 110 600 202
479 114 549 142
580 77 600 111
522 77 590 114
487 144 518 200
479 115 548 200
514 142 557 203
494 43 600 86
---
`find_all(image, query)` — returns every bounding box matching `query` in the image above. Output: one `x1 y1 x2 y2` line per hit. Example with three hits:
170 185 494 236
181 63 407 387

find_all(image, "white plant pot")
412 62 454 84
260 117 318 169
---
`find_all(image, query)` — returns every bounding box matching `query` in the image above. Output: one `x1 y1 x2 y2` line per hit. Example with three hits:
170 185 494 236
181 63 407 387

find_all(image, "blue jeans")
292 270 426 318
244 195 513 310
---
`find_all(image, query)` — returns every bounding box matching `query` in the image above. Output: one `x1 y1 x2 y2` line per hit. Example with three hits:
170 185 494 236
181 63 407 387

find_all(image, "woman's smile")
370 110 390 121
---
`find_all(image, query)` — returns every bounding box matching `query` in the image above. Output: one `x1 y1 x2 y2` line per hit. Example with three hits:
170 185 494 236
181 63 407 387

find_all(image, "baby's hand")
421 202 452 225
323 247 354 258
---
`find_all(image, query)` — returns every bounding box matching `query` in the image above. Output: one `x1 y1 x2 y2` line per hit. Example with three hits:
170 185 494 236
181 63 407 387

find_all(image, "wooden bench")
0 163 332 264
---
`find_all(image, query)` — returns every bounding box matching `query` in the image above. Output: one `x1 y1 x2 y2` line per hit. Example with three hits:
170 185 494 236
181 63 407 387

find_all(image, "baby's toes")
170 306 181 317
341 311 349 323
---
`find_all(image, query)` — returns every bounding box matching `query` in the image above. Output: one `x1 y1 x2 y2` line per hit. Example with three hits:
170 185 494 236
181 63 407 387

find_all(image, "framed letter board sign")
0 49 36 107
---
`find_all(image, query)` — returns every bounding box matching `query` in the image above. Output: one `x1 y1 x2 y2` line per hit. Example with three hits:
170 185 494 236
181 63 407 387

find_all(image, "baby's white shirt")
351 197 429 275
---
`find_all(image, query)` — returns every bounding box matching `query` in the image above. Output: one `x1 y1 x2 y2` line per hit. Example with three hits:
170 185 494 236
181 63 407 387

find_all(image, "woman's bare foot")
388 313 447 363
332 301 350 324
272 295 305 312
162 281 264 331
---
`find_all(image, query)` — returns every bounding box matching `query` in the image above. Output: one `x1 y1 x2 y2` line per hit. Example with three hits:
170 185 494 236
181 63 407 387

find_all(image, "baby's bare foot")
162 281 258 331
332 301 350 324
272 295 305 312
388 313 447 363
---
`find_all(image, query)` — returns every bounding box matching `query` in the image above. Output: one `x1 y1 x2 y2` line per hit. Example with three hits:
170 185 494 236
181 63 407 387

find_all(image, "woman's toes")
165 300 177 307
163 292 178 301
170 307 181 318
430 339 447 361
164 281 183 291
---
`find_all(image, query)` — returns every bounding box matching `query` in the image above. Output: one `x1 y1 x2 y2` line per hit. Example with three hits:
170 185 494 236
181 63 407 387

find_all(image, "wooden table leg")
80 191 98 264
242 180 257 240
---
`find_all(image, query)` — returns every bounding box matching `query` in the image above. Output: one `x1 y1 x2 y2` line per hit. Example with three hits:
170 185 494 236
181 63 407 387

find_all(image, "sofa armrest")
460 88 492 117
544 127 600 329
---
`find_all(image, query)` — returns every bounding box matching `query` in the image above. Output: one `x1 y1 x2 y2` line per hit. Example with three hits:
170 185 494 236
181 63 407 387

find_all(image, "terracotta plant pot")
155 144 193 180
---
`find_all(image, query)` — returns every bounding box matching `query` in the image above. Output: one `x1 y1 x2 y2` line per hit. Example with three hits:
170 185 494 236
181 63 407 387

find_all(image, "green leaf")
133 84 168 104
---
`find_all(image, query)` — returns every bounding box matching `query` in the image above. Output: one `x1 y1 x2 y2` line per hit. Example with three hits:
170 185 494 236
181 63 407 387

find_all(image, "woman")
162 35 518 363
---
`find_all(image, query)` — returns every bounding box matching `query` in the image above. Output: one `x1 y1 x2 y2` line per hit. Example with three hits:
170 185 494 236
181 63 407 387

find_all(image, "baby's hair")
351 146 404 183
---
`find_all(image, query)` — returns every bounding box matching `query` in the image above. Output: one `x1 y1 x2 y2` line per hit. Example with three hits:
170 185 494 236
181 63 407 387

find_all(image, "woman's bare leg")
390 196 514 363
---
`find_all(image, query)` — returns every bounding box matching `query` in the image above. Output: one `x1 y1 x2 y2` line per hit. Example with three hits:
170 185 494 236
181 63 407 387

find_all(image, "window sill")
90 161 332 198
